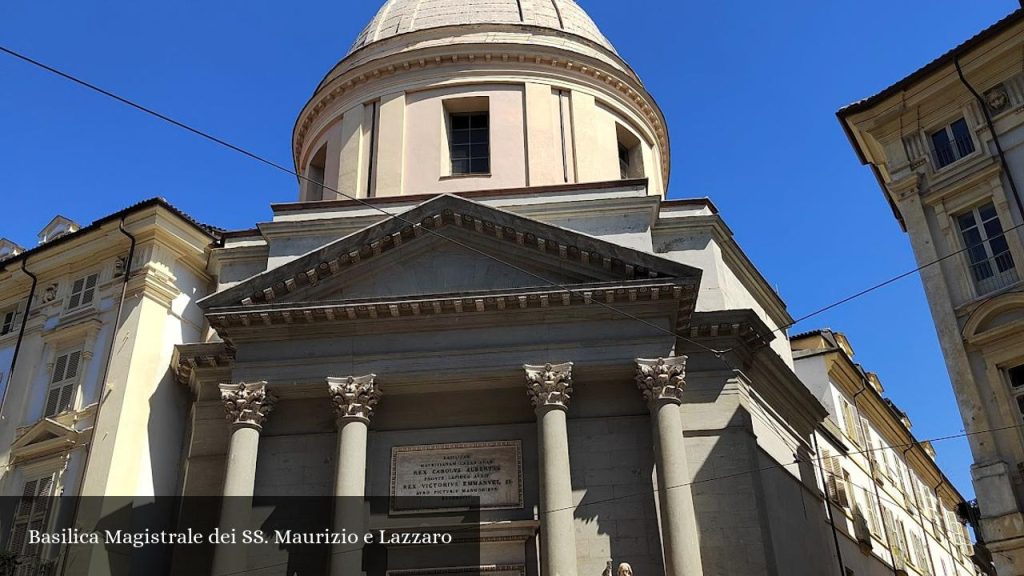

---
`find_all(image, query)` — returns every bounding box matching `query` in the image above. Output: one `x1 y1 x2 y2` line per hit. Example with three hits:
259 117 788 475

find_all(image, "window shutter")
65 351 81 380
68 277 85 309
9 476 56 560
46 350 81 416
863 489 882 535
837 470 851 508
44 388 62 418
81 274 97 305
51 354 69 384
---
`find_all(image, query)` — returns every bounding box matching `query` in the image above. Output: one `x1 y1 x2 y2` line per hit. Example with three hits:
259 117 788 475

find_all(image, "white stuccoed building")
0 1 982 575
793 330 979 576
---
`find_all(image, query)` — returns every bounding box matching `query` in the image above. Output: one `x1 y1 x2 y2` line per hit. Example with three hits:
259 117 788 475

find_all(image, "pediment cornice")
10 418 85 466
207 278 695 341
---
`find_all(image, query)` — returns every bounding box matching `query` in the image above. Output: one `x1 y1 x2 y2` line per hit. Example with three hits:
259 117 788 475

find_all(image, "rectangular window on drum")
449 112 490 176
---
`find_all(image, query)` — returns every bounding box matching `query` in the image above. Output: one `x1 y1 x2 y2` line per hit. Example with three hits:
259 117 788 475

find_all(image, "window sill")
60 306 99 323
440 173 492 181
0 330 19 346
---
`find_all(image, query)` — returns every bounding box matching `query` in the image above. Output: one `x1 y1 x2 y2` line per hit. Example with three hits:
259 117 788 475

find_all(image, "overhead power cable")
0 44 728 359
0 47 1005 575
3 44 1020 357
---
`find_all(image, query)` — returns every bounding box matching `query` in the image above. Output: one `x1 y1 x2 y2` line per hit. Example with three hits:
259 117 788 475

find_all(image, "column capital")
219 381 276 430
524 362 574 411
635 356 687 406
328 374 381 424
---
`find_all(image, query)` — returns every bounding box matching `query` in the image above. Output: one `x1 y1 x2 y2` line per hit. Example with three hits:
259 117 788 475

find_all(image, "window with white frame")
1 306 18 336
66 273 98 311
45 348 82 417
956 202 1018 295
8 473 57 572
930 117 975 168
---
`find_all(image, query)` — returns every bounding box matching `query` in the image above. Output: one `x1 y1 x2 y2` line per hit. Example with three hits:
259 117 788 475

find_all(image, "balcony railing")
933 136 976 168
968 249 1019 296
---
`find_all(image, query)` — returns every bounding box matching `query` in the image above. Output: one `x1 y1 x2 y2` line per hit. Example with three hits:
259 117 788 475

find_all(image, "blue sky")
0 0 1019 498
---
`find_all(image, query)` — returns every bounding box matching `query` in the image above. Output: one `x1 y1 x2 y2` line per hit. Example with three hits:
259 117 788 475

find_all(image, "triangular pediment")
288 231 596 302
201 194 702 310
11 419 80 464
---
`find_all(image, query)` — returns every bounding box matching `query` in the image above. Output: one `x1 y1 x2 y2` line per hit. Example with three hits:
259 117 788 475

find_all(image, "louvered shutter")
821 448 839 502
863 489 882 535
821 449 850 509
67 274 98 310
81 274 97 306
67 278 85 309
838 469 851 508
9 476 55 564
46 350 81 416
960 523 972 557
9 479 37 556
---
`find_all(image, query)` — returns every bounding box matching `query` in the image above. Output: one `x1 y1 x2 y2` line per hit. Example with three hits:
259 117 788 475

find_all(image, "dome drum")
292 0 671 201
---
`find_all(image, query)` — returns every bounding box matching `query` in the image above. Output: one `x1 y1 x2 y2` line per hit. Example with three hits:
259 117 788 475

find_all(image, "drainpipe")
812 433 848 576
903 444 939 576
955 55 1024 225
0 260 39 419
59 220 135 576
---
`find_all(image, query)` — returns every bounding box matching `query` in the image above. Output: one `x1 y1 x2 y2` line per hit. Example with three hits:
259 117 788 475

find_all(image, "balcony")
966 249 1019 296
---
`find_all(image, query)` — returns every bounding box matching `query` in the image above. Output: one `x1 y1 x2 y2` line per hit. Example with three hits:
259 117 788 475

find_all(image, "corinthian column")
327 374 381 576
636 357 703 576
213 381 275 576
524 362 579 576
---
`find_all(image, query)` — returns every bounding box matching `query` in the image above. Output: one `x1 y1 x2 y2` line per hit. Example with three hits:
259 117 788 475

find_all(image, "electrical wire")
0 43 731 359
0 40 1014 576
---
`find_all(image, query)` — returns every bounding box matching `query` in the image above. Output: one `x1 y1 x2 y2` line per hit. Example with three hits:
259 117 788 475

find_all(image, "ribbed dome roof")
349 0 617 55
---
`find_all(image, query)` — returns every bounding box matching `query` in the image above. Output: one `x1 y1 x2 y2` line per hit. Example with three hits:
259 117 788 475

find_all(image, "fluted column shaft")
637 357 703 576
328 374 381 576
525 362 579 576
213 381 275 576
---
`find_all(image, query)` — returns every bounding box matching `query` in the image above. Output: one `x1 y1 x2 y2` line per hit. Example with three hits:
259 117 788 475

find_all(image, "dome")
349 0 617 56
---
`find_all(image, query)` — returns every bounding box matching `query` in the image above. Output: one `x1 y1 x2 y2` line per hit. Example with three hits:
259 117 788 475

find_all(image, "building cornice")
173 341 236 386
208 279 692 343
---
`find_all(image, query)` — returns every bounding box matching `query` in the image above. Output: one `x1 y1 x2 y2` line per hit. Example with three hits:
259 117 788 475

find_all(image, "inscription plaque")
390 441 524 513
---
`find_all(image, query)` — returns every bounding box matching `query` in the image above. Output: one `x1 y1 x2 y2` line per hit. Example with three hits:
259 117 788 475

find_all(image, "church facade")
0 1 982 575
